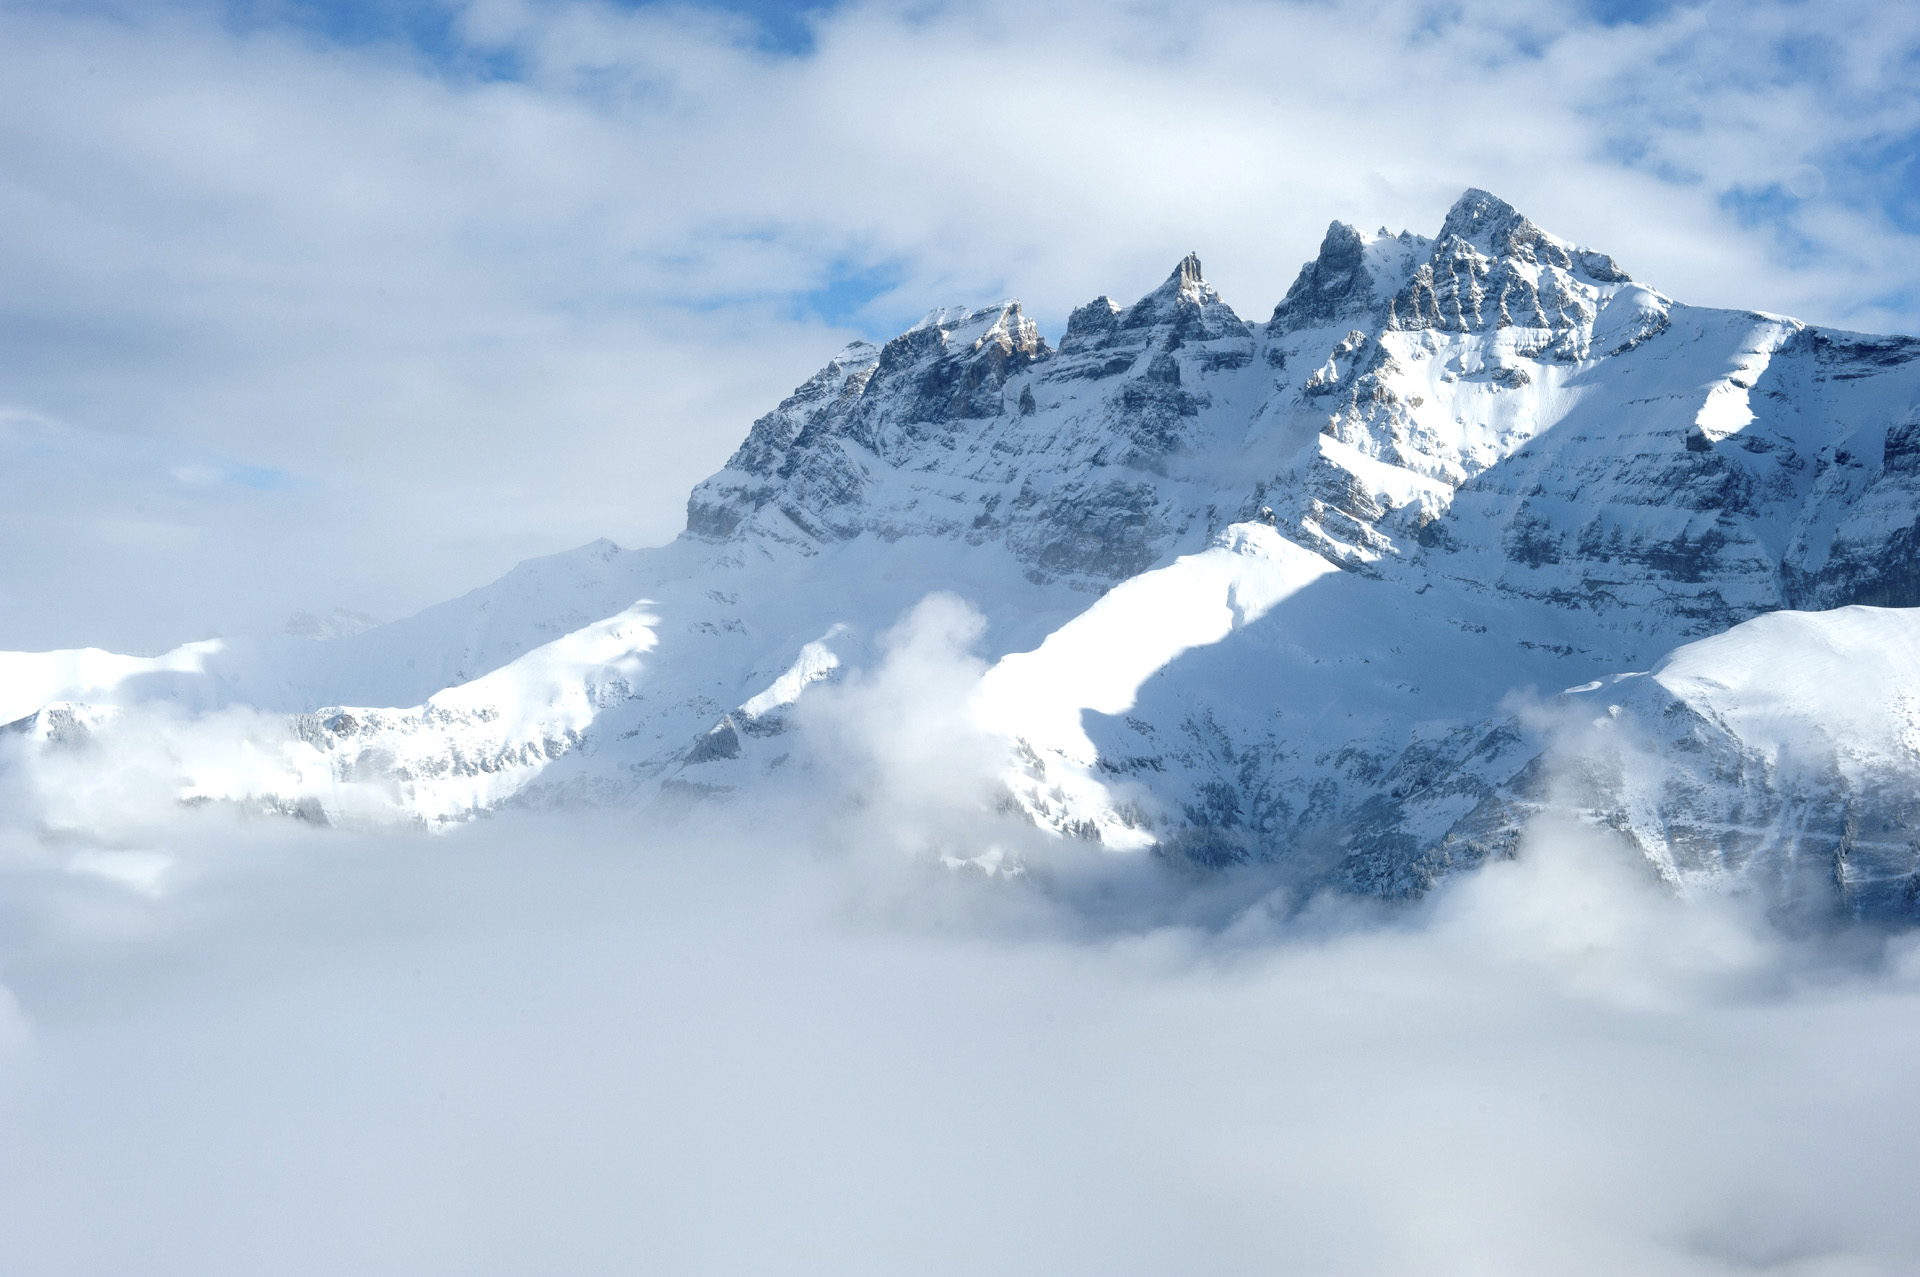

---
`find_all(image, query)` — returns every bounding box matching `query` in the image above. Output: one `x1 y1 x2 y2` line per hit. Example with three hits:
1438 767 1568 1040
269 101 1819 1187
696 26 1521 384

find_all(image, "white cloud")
1 802 1918 1274
2 571 1917 1272
3 0 1918 650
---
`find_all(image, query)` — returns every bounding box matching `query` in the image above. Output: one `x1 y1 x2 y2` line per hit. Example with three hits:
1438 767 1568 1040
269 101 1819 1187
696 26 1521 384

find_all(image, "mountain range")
8 189 1920 920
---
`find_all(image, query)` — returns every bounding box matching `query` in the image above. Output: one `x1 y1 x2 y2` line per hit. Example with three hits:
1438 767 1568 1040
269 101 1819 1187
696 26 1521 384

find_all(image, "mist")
3 774 1920 1276
6 588 1920 1273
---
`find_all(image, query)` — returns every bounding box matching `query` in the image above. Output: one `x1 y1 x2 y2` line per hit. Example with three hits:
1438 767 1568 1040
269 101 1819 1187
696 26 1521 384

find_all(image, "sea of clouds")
5 803 1920 1274
4 596 1920 1275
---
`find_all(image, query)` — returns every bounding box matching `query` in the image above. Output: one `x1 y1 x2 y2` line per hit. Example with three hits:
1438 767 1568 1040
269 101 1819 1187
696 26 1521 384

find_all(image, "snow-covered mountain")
8 189 1920 920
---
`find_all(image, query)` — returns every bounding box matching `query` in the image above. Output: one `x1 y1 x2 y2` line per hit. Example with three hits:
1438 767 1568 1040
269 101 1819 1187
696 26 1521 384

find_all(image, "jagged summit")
1168 251 1207 300
1436 187 1528 246
1267 220 1397 334
1270 188 1631 337
1058 253 1242 353
1067 249 1244 337
684 183 1920 649
1432 186 1630 282
686 194 1669 577
907 298 1031 339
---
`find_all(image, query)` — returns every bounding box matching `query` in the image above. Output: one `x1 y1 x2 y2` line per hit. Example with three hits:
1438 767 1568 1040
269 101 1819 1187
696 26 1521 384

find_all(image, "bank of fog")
1 599 1920 1274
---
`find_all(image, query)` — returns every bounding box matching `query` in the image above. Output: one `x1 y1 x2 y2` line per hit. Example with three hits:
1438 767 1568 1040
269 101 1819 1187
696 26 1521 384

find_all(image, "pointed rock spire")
1269 221 1374 334
1171 252 1205 298
1126 253 1215 312
1088 252 1243 343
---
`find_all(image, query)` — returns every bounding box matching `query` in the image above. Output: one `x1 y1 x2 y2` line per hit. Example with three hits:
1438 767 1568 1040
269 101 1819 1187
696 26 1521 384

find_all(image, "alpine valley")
10 190 1920 920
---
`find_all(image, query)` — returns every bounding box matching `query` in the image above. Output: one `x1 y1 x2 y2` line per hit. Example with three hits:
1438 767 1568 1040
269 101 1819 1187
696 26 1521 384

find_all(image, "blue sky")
108 0 840 60
4 0 1920 648
300 0 835 55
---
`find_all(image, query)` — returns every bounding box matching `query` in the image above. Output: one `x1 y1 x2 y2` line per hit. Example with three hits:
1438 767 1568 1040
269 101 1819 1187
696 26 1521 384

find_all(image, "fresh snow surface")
1654 606 1920 771
0 639 223 725
979 524 1338 848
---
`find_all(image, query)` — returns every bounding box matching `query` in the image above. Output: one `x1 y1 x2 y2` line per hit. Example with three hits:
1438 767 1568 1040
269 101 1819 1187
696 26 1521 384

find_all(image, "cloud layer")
3 802 1920 1275
4 578 1920 1274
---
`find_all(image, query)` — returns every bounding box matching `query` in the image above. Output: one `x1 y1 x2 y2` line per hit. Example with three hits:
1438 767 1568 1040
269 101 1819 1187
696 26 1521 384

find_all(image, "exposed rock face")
678 186 1920 919
1468 608 1920 922
1388 188 1627 339
1781 368 1920 610
685 341 882 540
1268 221 1379 335
685 257 1257 588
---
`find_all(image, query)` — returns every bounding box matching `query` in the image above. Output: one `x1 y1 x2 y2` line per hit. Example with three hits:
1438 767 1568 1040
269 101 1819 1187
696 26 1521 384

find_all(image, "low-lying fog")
3 598 1918 1275
2 798 1919 1276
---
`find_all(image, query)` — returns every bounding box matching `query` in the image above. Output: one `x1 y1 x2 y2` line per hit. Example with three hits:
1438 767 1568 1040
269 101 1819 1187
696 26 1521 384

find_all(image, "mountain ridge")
8 188 1920 922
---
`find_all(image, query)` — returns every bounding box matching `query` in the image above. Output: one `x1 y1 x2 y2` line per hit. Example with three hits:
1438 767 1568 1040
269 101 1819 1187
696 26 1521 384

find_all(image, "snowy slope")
0 640 223 725
1546 607 1920 918
7 189 1920 918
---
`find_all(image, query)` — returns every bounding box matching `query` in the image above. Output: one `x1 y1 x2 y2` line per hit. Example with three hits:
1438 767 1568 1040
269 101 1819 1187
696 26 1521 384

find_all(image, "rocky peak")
1268 221 1375 335
1386 188 1631 338
1171 251 1206 300
902 299 1043 355
715 341 881 484
889 300 1046 369
1059 296 1125 355
682 303 1049 542
844 299 1052 449
1434 188 1631 282
1053 256 1249 371
1435 188 1526 249
1118 253 1247 344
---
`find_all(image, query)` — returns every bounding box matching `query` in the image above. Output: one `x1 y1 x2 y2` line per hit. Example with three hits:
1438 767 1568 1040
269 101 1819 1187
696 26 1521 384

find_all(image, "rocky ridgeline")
687 189 1920 636
686 250 1257 583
